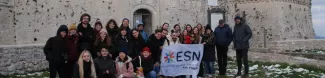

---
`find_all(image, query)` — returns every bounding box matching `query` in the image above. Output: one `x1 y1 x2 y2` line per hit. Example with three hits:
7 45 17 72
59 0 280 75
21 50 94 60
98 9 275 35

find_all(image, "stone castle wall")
0 44 47 75
0 0 209 45
0 0 320 75
219 0 314 48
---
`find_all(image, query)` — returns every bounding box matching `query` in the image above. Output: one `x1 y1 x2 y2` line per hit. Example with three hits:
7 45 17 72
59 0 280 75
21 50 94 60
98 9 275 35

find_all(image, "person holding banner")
233 16 252 78
146 29 164 74
214 19 233 76
202 24 217 77
163 31 181 46
179 30 190 44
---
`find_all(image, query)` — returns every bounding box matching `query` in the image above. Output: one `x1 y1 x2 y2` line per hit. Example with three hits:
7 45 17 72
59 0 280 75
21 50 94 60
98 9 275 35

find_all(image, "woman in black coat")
115 27 131 58
201 26 216 77
130 29 146 58
94 46 116 78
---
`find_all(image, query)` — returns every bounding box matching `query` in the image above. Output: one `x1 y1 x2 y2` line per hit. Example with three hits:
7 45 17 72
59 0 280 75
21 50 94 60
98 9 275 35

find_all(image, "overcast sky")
312 0 325 36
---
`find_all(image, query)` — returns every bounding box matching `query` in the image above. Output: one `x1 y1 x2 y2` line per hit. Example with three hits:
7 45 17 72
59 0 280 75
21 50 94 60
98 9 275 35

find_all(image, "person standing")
130 29 146 58
161 29 169 45
106 19 119 41
163 31 180 46
233 16 252 78
201 25 217 77
93 29 111 58
196 23 204 35
105 19 119 59
77 13 95 51
214 19 233 76
137 23 149 42
64 24 79 78
93 21 103 39
172 24 182 37
115 27 131 58
161 23 169 31
120 18 131 37
185 24 193 34
44 25 68 78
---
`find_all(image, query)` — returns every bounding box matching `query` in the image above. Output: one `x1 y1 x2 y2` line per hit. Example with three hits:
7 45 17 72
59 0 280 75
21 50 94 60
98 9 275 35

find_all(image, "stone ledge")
0 44 47 75
227 0 311 7
269 39 325 53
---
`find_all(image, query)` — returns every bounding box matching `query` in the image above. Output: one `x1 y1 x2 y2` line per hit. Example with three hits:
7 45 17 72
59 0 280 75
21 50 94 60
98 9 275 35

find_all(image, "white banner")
160 44 204 76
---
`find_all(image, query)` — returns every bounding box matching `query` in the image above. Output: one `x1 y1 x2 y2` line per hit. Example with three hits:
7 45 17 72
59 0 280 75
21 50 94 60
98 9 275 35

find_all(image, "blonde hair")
78 50 97 78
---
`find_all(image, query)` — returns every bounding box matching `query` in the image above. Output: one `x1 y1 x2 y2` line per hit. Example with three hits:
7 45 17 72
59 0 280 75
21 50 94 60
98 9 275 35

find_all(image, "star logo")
164 51 175 63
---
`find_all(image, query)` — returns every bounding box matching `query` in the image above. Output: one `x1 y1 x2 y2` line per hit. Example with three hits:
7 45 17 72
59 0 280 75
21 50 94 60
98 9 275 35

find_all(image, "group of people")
43 13 252 78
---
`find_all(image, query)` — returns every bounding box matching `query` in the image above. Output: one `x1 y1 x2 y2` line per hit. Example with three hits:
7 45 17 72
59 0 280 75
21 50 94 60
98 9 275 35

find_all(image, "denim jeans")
146 71 157 78
153 66 160 74
204 61 215 74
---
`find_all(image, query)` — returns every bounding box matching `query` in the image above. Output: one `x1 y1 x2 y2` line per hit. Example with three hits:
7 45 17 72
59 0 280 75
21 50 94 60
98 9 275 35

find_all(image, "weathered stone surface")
0 44 47 75
269 39 325 53
0 0 315 48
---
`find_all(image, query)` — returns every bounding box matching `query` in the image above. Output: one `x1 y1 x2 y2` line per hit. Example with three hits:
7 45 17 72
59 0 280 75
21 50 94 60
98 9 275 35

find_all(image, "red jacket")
66 35 79 62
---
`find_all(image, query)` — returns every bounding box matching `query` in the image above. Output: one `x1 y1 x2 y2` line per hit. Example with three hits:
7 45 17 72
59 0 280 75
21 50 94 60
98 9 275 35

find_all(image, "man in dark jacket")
77 13 95 52
44 25 68 78
146 29 163 73
233 16 252 78
214 19 233 76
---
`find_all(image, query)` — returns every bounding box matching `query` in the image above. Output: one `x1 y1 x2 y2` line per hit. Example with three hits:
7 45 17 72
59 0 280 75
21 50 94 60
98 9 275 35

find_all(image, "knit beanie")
69 23 77 30
142 47 151 53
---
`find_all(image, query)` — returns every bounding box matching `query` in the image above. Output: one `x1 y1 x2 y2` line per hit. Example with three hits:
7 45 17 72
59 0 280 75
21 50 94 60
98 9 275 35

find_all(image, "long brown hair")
78 50 97 78
106 19 118 30
192 27 201 44
179 30 189 44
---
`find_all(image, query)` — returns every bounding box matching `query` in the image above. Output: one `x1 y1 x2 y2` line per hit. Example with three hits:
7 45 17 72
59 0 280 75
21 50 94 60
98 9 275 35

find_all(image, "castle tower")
214 0 314 49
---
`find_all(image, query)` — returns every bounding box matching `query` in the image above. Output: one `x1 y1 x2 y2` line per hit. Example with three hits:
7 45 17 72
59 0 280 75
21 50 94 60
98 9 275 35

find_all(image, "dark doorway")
133 9 152 34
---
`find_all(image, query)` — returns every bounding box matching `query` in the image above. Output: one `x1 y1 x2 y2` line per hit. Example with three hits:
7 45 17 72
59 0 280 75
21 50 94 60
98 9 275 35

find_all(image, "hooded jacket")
233 23 252 49
43 25 68 63
115 56 134 77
